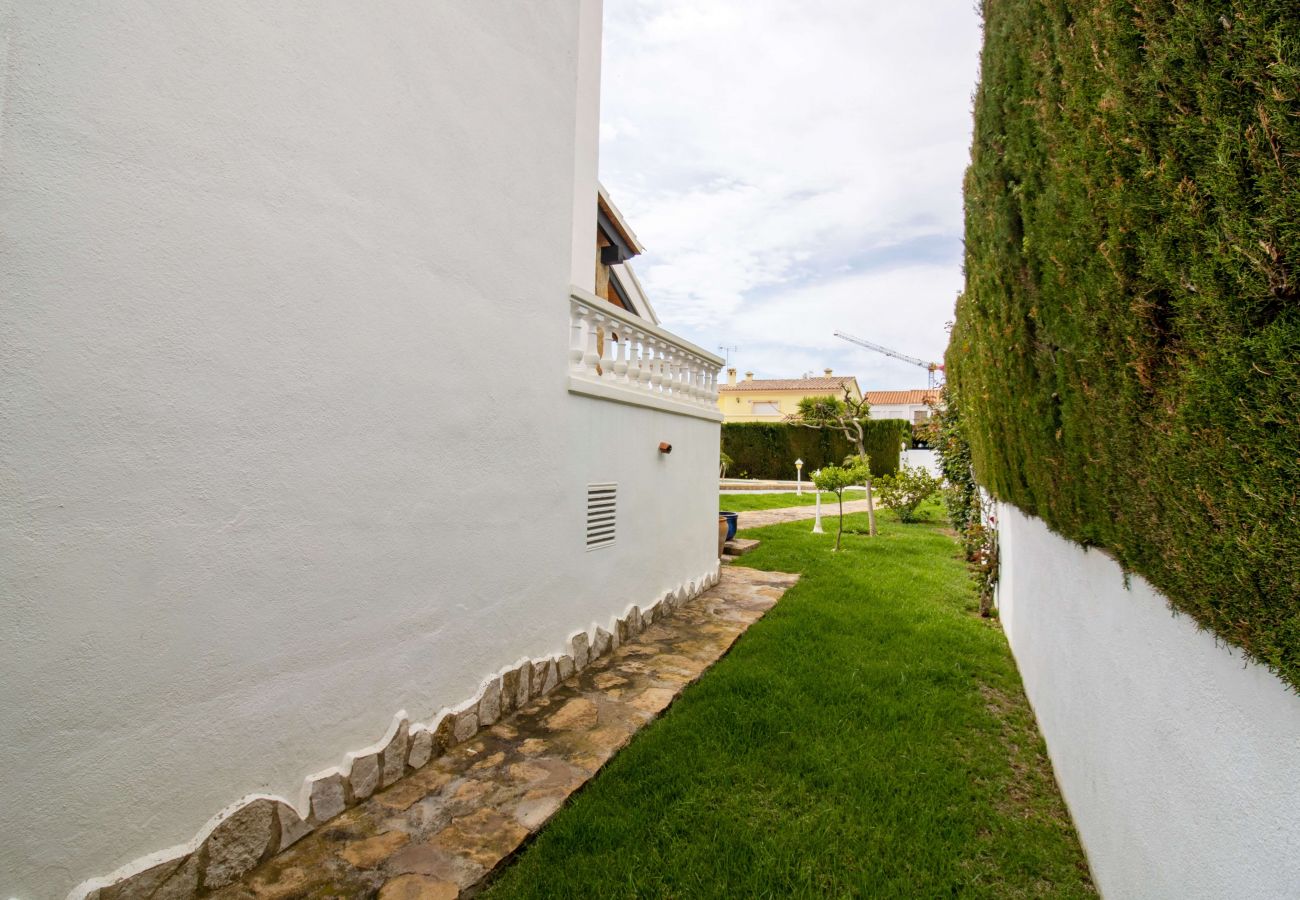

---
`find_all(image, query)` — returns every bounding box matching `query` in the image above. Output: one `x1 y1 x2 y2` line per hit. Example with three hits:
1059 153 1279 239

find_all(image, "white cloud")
598 0 982 390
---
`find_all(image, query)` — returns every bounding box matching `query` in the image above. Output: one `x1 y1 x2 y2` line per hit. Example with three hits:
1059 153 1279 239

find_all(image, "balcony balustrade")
568 288 724 421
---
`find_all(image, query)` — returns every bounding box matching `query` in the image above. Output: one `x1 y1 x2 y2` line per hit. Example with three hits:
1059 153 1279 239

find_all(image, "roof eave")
597 183 646 257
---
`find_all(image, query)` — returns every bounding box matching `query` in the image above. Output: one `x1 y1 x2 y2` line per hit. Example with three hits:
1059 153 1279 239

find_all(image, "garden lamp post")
795 458 804 495
812 471 824 534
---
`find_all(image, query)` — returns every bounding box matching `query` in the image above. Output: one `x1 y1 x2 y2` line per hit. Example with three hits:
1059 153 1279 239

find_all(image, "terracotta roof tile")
864 390 940 405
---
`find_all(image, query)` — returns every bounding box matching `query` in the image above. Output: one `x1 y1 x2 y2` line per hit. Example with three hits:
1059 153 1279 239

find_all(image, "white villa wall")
995 503 1300 900
1 2 719 898
868 403 918 421
568 0 603 293
899 448 940 477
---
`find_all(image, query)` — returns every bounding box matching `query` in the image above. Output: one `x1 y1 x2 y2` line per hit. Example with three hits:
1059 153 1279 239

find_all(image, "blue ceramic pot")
719 511 739 542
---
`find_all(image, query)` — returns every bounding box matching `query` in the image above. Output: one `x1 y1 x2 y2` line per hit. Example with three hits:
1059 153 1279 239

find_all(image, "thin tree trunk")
851 427 878 537
835 493 844 551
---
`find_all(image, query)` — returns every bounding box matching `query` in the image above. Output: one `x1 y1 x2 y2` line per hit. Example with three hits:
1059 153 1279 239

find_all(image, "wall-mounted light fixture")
658 442 673 454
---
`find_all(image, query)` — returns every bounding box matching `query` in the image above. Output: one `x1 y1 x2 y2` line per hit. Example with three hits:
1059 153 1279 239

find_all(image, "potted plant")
719 511 739 542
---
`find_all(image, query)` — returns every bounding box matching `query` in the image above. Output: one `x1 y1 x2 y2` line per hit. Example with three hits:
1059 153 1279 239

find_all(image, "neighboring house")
0 4 723 899
865 389 941 425
717 369 862 422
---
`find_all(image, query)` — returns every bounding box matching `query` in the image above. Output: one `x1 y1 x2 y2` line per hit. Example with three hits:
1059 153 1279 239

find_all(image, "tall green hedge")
721 421 906 481
953 1 1300 687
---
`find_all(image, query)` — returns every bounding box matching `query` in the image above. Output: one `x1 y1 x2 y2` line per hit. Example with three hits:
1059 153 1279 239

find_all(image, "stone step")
724 538 761 557
720 553 740 565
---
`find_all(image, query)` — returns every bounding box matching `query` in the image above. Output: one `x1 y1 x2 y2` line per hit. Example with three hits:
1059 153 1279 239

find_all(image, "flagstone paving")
210 566 798 899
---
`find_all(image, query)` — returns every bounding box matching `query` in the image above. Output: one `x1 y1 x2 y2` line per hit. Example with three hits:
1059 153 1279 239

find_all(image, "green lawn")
718 488 866 512
484 504 1094 898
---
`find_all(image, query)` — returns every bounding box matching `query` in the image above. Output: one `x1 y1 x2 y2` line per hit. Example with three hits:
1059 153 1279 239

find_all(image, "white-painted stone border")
70 564 722 900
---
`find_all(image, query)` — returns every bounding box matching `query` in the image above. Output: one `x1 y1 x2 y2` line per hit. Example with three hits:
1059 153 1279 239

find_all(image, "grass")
718 488 866 512
484 502 1095 898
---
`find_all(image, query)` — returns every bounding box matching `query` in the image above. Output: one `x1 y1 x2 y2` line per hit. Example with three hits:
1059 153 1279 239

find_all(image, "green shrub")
932 383 999 616
875 465 942 524
721 421 905 481
812 458 872 551
954 0 1300 686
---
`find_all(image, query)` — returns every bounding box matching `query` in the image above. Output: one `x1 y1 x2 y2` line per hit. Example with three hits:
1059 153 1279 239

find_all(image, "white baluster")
628 331 644 388
582 307 601 376
570 303 588 372
613 328 629 382
639 335 654 390
648 339 663 392
596 316 614 378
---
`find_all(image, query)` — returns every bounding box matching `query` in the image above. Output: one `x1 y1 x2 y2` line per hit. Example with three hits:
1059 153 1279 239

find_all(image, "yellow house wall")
717 386 862 423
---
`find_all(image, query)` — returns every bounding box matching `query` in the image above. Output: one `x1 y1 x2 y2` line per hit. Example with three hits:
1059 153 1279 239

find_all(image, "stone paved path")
738 499 875 529
212 566 798 899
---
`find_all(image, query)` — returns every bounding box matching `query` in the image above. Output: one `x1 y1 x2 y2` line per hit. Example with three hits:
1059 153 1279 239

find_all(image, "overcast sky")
598 0 983 390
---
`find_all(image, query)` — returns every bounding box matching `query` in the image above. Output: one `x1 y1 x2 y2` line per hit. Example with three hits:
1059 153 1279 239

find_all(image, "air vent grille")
586 482 617 550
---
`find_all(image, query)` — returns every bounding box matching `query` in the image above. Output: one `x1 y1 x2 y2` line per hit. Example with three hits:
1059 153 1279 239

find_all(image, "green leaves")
796 394 850 423
956 0 1300 687
721 421 906 481
811 464 858 496
875 465 943 524
810 464 866 551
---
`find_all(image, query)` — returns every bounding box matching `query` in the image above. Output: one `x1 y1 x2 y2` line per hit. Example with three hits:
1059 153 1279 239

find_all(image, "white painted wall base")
995 502 1300 900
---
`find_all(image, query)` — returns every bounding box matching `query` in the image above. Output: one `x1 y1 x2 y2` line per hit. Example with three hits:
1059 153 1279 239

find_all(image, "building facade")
716 370 862 422
716 373 937 427
864 389 941 425
0 3 723 897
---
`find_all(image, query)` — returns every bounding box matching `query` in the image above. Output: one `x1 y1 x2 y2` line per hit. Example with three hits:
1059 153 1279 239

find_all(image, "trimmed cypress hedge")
721 421 907 481
952 1 1300 687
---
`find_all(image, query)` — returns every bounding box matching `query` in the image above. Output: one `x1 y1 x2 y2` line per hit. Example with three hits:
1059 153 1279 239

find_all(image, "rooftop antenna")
717 345 739 366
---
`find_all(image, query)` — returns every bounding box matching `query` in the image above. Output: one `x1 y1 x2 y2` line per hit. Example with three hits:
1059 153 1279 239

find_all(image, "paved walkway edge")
737 498 875 529
202 566 800 899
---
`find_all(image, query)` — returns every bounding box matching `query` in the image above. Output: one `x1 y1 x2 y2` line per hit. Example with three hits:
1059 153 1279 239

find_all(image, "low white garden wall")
899 448 940 477
995 502 1300 899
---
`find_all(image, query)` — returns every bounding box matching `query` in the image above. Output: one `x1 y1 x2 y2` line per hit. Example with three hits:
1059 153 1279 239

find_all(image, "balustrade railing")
568 290 722 417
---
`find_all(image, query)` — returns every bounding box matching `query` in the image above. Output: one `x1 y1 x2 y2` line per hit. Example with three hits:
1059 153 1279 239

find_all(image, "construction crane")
834 331 945 388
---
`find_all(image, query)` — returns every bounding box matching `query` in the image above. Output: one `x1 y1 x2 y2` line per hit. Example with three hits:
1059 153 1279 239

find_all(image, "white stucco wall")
995 503 1300 900
1 2 719 897
868 403 919 421
899 448 940 477
569 0 603 292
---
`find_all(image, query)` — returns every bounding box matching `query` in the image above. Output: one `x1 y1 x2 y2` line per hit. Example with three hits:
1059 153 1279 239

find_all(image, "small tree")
719 449 733 479
792 391 878 535
874 464 942 523
812 457 871 551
